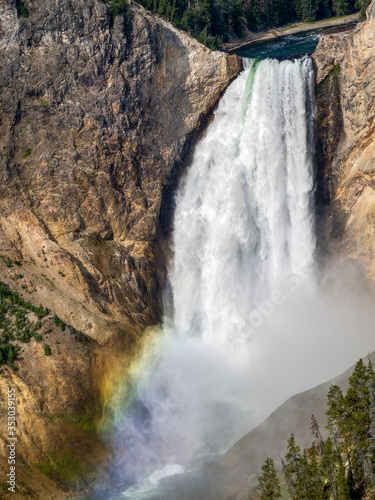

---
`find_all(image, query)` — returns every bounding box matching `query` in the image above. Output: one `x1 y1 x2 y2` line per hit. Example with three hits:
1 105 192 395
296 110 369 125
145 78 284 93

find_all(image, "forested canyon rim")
0 0 374 498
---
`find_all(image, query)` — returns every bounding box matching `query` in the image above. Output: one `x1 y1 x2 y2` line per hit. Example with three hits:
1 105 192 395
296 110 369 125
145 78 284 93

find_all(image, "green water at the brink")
235 22 357 60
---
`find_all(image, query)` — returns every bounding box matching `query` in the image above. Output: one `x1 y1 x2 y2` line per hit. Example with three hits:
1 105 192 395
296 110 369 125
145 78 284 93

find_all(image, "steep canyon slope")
313 0 375 275
0 0 241 496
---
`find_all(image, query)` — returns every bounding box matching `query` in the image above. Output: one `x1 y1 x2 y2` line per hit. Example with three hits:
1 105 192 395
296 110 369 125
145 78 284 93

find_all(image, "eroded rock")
313 0 375 277
0 0 242 495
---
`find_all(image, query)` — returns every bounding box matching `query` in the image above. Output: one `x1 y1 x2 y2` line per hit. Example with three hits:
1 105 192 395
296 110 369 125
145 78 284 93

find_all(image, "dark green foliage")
135 0 357 49
53 314 66 331
301 0 319 21
356 0 371 17
0 344 19 364
100 0 128 22
317 0 332 18
107 0 128 16
0 282 39 361
18 6 29 16
255 358 375 500
23 148 32 158
0 281 50 365
0 255 15 268
16 0 29 18
0 279 86 366
35 304 50 320
256 458 281 499
332 0 352 15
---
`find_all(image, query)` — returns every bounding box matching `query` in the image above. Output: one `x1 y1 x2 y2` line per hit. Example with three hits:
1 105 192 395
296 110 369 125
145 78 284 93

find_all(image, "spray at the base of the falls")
104 57 375 496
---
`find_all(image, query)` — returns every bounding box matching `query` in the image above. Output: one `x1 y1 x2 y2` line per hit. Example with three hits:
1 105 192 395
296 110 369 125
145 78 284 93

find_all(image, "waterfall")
170 57 315 348
110 57 374 499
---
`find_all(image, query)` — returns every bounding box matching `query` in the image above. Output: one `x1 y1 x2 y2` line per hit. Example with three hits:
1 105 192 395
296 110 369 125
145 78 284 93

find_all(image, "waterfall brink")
112 57 333 498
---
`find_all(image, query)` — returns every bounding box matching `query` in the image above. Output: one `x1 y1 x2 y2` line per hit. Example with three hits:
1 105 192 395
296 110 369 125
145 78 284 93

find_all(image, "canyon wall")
313 0 375 277
0 0 241 496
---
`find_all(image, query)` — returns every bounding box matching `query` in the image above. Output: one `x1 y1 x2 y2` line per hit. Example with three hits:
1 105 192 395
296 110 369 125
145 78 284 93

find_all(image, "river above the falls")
234 21 357 59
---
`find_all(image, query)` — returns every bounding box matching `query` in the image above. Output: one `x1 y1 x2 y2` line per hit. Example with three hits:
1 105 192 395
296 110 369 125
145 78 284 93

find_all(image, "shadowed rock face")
0 0 242 495
313 0 375 276
0 0 242 345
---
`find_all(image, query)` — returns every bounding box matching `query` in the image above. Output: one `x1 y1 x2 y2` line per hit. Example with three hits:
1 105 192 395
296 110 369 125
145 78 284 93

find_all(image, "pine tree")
301 0 319 21
310 414 324 455
321 437 338 498
332 0 351 15
306 444 323 499
246 0 261 29
356 0 372 18
326 384 345 435
257 458 282 500
281 455 298 498
285 434 302 499
317 0 331 18
366 357 375 493
336 456 351 499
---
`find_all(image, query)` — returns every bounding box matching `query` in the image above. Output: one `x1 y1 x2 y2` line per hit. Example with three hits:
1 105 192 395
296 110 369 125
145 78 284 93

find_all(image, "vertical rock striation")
313 0 375 276
0 0 242 344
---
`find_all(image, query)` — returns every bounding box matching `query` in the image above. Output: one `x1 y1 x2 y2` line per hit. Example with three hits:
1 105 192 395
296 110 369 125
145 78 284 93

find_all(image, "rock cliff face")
0 0 241 495
313 0 375 276
0 0 241 344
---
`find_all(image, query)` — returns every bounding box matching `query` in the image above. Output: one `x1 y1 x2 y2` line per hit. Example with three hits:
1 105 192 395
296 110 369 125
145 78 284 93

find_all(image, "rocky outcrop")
0 0 241 344
313 1 375 276
0 0 241 495
0 317 106 499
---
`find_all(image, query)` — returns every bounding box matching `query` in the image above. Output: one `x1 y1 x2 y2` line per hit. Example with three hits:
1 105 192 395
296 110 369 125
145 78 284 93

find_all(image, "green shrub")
35 304 50 320
0 344 19 365
23 148 32 159
53 314 66 331
108 0 128 17
0 256 14 268
99 0 128 21
17 5 29 17
44 344 52 356
34 334 43 342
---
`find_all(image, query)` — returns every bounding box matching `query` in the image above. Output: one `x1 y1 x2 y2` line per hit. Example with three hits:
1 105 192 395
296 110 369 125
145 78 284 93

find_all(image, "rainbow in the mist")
99 58 375 499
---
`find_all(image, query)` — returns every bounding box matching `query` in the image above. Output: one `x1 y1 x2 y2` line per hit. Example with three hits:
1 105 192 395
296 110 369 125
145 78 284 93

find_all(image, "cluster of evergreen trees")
135 0 371 49
0 280 51 365
253 358 375 499
0 276 90 366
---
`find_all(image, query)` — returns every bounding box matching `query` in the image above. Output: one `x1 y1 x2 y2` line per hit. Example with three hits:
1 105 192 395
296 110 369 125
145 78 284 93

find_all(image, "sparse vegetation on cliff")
0 280 87 366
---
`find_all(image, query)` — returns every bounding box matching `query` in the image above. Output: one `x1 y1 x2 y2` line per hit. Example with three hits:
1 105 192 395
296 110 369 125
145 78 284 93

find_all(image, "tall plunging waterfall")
109 57 374 499
171 58 315 346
